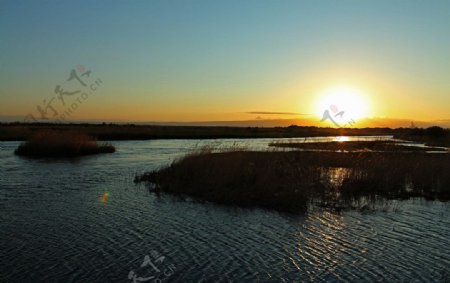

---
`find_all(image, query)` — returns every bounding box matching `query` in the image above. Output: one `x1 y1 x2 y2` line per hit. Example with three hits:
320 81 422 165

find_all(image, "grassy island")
269 140 448 152
135 149 450 212
14 130 115 157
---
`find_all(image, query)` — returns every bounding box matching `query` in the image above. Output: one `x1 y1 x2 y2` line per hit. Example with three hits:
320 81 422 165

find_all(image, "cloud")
246 111 310 116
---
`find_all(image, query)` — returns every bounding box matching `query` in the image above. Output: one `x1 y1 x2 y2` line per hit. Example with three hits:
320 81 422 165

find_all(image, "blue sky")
1 0 449 123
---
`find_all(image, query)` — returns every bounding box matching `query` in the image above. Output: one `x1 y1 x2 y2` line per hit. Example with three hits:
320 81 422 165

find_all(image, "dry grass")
135 150 450 212
269 140 448 152
14 130 115 157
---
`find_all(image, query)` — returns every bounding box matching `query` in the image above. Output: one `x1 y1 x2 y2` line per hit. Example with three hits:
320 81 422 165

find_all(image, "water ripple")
1 140 449 282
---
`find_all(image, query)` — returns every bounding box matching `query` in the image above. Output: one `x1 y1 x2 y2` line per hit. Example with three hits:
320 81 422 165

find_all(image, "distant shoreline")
0 122 449 147
269 140 448 152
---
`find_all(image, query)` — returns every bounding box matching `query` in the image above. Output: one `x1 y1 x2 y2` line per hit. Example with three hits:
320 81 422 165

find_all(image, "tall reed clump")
335 152 450 202
14 130 115 157
135 150 450 212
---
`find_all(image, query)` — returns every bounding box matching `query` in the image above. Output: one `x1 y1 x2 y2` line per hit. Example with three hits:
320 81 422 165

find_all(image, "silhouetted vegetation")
395 126 450 147
135 150 450 213
2 123 449 148
14 130 115 157
0 122 396 141
269 140 447 152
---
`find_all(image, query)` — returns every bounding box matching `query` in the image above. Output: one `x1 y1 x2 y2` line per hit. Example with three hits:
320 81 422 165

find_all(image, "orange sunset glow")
1 2 449 128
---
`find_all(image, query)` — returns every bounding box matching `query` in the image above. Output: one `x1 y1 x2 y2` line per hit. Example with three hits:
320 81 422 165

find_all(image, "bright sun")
314 86 370 122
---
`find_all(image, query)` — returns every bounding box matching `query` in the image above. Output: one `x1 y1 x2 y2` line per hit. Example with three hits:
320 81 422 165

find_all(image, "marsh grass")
269 140 447 152
135 149 449 213
14 130 115 157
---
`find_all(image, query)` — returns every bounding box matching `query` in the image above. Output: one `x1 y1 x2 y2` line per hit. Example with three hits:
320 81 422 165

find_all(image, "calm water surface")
1 138 449 282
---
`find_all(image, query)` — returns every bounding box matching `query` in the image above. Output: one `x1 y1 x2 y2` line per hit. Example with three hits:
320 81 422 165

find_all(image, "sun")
313 86 370 123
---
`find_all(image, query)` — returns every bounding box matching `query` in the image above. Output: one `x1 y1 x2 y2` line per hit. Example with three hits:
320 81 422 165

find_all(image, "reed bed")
269 140 447 152
135 150 449 212
14 130 115 157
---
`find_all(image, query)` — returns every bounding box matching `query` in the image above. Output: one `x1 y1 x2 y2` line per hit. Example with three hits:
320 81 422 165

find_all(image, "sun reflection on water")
335 136 350 142
295 211 346 281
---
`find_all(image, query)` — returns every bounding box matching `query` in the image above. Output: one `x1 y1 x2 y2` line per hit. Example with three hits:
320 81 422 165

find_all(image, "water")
1 138 449 282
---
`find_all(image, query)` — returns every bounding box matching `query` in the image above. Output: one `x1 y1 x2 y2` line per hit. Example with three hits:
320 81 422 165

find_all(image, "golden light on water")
335 136 350 142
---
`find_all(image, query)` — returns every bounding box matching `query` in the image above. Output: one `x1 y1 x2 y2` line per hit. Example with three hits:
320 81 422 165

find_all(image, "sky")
1 0 449 127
